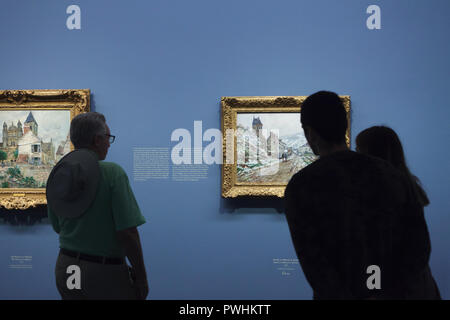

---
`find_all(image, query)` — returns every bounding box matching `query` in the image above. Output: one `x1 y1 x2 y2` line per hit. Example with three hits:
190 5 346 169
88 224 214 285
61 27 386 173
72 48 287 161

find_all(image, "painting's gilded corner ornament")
2 90 32 105
221 97 238 108
62 89 90 114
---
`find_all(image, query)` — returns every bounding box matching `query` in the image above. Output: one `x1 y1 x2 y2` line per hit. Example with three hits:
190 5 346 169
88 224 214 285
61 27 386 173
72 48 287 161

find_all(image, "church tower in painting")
23 111 38 136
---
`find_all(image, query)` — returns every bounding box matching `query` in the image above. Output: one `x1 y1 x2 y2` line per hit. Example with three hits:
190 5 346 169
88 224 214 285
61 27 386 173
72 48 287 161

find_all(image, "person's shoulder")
286 162 311 187
99 161 128 178
285 157 322 196
289 150 354 182
285 150 394 193
99 161 124 171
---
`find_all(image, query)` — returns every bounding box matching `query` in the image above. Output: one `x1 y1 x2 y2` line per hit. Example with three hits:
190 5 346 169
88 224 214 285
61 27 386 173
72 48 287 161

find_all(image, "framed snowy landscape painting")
221 96 351 198
0 89 90 209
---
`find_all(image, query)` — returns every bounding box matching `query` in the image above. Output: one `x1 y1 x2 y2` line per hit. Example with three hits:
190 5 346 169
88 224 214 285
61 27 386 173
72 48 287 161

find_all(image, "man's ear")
303 125 315 143
92 134 101 147
309 127 321 142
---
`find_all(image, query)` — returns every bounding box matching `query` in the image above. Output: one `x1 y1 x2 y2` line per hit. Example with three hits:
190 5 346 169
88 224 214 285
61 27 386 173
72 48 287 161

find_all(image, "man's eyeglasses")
104 134 115 144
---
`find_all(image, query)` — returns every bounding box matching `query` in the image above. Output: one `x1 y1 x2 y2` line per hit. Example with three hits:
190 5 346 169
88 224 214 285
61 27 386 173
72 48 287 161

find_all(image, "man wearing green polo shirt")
47 112 148 300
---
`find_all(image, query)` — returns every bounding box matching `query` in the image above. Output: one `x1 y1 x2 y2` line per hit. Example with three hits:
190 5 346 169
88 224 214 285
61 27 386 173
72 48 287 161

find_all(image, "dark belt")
60 248 125 265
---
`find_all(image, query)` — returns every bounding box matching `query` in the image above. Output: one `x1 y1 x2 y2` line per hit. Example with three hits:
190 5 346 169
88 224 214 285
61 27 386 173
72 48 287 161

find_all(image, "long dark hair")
356 126 429 207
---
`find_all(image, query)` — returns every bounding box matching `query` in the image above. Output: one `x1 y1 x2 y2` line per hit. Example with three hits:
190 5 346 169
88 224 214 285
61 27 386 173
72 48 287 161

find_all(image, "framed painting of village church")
221 96 351 198
0 89 90 209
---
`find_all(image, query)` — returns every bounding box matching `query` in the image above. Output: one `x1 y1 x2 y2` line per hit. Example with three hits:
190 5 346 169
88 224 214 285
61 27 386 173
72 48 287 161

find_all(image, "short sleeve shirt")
48 161 146 258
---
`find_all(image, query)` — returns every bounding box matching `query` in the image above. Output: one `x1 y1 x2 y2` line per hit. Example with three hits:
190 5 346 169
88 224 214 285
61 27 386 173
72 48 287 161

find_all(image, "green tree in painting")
0 150 7 161
13 149 18 159
1 182 9 188
7 167 21 179
22 176 37 188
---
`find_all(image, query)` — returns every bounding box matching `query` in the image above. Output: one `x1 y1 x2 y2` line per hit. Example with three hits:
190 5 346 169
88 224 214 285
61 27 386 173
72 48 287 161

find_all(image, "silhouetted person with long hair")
356 126 429 207
284 91 437 299
356 125 441 299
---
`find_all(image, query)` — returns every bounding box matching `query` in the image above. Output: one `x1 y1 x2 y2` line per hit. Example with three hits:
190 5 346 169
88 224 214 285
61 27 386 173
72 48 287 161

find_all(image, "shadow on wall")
220 196 285 215
0 205 48 225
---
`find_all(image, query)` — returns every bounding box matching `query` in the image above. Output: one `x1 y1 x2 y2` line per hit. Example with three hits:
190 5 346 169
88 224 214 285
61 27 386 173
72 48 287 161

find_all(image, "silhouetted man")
284 91 433 299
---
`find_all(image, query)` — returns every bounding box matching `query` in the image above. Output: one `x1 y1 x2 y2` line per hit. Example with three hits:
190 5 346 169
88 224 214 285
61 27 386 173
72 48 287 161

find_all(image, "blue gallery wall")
0 0 449 299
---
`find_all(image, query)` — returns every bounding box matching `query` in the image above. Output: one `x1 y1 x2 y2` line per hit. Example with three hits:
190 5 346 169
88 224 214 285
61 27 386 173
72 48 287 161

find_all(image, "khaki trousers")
55 251 138 300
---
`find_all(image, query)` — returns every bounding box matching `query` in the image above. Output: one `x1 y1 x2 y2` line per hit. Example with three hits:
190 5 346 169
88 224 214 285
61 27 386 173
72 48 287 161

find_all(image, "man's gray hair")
70 112 107 149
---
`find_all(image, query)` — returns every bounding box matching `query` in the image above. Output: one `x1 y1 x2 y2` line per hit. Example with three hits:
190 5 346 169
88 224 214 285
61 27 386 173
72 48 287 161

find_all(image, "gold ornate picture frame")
221 96 351 198
0 89 90 209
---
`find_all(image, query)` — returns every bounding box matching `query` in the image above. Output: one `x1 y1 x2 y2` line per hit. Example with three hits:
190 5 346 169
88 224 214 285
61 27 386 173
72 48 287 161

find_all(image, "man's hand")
133 281 149 300
128 266 149 300
117 227 148 300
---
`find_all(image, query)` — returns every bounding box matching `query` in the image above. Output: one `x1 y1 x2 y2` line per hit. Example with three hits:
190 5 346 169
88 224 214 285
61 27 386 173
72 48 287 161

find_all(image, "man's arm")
110 164 147 298
116 226 148 299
